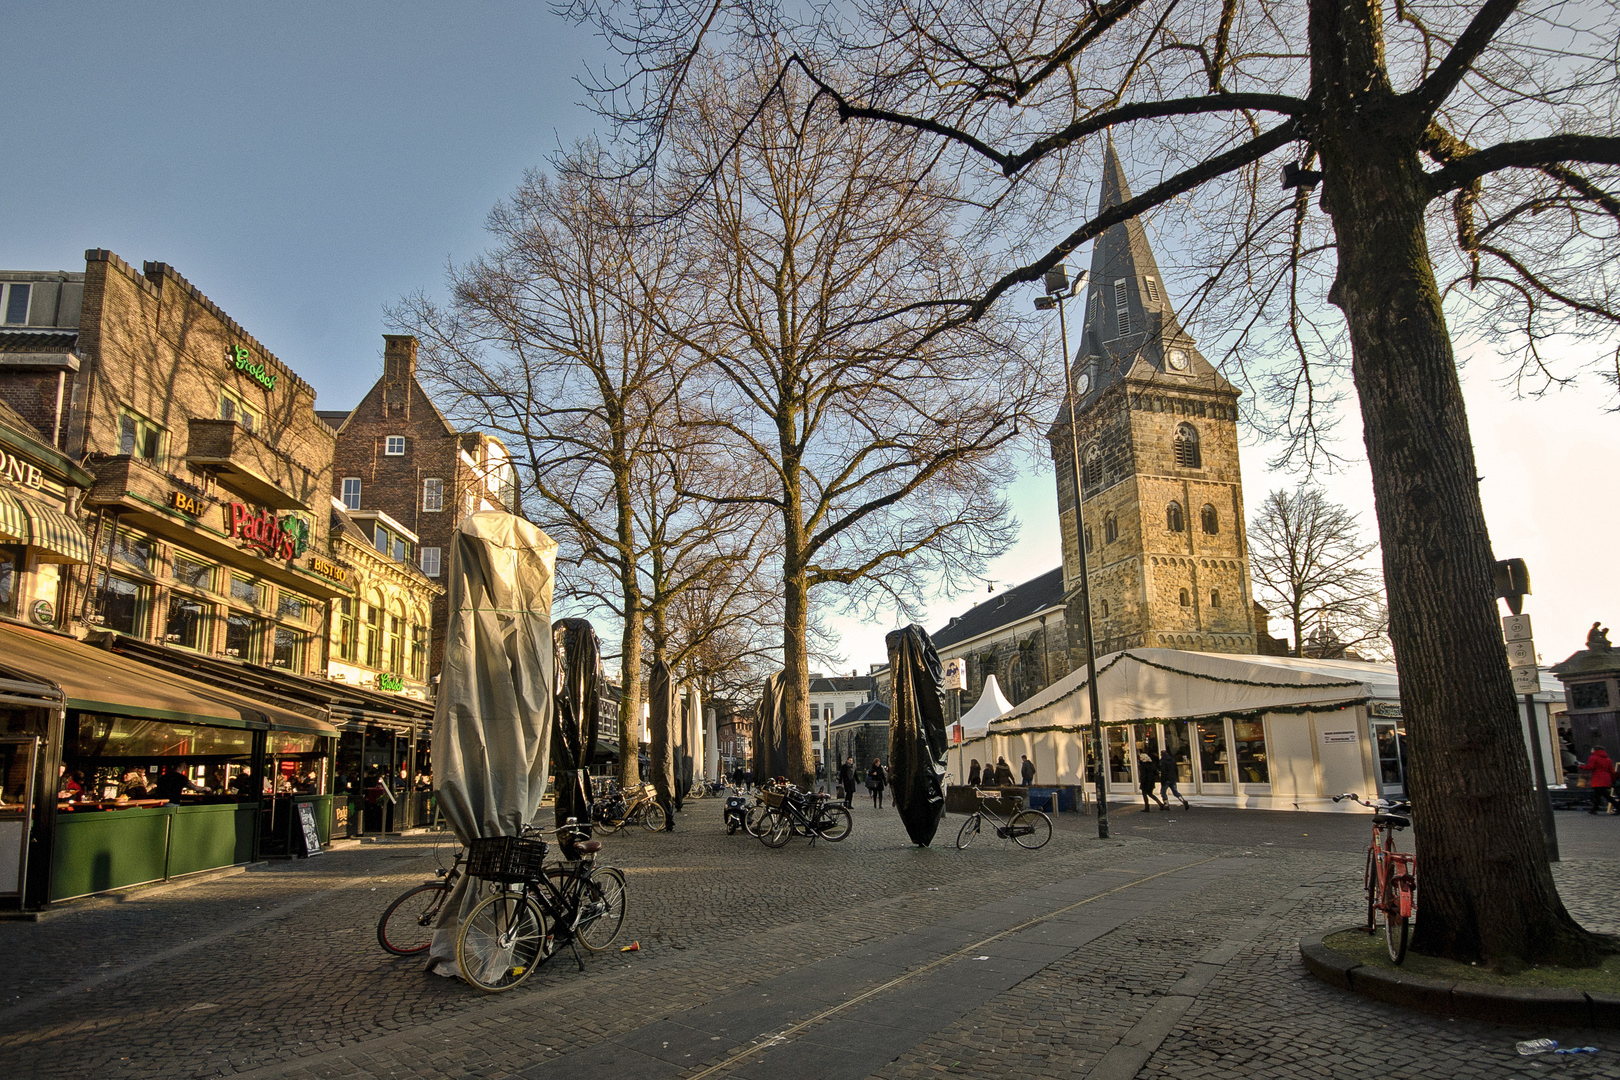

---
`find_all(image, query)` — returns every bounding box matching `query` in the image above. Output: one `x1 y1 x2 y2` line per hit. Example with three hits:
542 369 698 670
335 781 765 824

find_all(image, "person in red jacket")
1580 747 1614 815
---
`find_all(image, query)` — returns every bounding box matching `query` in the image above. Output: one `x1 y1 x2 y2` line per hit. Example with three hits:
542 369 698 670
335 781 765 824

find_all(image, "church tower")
1052 138 1257 664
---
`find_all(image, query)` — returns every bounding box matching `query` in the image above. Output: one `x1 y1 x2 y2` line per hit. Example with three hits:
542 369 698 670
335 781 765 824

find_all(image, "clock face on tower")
1165 347 1190 371
1076 371 1091 394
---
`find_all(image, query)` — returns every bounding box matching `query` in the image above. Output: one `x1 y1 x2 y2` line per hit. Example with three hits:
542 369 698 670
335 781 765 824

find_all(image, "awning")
0 622 336 735
0 488 93 563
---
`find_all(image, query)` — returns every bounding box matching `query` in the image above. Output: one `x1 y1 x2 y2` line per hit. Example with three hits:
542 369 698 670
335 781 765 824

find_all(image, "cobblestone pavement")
1 800 1617 1080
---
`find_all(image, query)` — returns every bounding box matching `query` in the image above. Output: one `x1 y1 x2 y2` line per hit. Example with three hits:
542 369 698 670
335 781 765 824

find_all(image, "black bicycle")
955 789 1052 850
456 823 628 992
377 848 465 955
759 786 853 847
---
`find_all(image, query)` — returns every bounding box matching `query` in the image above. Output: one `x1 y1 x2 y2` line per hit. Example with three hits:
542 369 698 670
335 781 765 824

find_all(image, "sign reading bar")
228 345 278 391
171 490 205 516
309 554 348 584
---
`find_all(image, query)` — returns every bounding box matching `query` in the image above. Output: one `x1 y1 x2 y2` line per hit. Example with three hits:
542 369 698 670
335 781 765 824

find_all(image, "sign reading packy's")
227 345 278 391
226 502 306 561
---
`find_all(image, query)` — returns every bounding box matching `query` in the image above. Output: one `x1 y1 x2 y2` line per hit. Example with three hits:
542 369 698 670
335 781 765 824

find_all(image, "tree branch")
1402 0 1521 121
1426 134 1620 196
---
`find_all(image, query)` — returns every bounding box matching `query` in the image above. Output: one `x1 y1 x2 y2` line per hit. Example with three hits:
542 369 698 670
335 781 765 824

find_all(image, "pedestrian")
967 758 982 787
867 759 887 809
1137 750 1165 811
1580 746 1615 815
1020 754 1036 786
839 756 857 809
992 756 1015 786
1157 747 1189 809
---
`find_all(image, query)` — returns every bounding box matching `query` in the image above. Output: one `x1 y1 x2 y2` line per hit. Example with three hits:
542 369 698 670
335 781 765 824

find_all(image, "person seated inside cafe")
57 765 83 801
119 769 150 799
153 765 204 802
228 769 259 799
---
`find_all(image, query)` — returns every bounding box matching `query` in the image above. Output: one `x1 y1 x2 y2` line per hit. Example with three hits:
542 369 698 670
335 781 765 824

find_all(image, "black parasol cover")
648 659 677 829
552 618 602 835
886 625 950 846
673 687 694 811
752 670 788 782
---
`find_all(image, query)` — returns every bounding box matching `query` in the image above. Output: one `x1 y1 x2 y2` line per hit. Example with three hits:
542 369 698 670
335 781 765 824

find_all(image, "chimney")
382 335 416 418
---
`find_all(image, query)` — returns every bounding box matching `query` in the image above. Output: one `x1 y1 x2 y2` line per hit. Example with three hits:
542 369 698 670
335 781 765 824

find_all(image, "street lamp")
1036 265 1111 840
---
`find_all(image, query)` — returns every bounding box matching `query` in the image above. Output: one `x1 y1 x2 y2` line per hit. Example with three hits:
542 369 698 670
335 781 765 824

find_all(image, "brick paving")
1 800 1617 1080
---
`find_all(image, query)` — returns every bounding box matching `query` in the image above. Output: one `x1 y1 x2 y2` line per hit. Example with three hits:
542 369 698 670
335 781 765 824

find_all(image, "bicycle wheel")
377 882 450 955
1385 877 1412 963
744 804 767 837
577 867 628 951
597 814 625 835
642 801 667 832
1010 810 1053 850
457 890 547 992
1363 848 1380 932
760 807 793 847
955 814 981 850
818 805 852 842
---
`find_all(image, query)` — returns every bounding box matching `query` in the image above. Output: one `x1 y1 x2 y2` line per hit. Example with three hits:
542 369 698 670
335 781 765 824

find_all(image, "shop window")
277 591 309 621
273 628 305 671
1104 514 1118 544
1174 423 1201 468
410 624 427 679
119 410 164 463
1197 720 1229 784
64 714 255 804
342 477 362 511
230 575 265 607
3 282 30 324
336 598 357 662
0 546 18 616
219 390 259 433
224 612 262 661
1201 503 1218 534
1166 501 1185 533
166 595 208 650
1233 720 1269 783
97 573 146 635
389 614 405 673
172 554 213 590
364 605 382 667
423 477 444 512
420 546 441 577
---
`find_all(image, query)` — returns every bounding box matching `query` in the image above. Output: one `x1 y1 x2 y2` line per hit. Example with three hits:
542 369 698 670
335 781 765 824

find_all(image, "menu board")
295 801 323 857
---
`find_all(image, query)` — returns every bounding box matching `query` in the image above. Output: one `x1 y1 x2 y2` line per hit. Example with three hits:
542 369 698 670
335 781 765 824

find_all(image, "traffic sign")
1503 614 1533 642
1506 639 1536 667
1511 665 1540 694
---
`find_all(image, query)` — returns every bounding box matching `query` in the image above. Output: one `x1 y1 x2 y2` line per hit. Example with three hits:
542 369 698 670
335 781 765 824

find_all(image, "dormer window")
1114 279 1130 336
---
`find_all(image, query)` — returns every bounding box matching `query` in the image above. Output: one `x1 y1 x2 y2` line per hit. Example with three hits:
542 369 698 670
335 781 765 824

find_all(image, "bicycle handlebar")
1334 792 1412 812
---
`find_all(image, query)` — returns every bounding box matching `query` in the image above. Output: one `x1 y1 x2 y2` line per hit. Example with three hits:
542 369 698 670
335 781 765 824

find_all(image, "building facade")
326 501 440 699
807 673 877 769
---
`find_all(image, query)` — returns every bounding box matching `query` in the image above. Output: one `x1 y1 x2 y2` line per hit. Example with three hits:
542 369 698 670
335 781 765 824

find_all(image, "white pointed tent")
958 674 1014 738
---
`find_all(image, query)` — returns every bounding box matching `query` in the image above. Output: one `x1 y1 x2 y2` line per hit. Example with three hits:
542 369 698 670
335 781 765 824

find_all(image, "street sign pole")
1504 612 1558 862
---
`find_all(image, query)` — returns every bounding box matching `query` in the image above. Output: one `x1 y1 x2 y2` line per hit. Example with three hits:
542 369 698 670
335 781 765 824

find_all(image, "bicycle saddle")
1371 813 1410 829
573 839 602 854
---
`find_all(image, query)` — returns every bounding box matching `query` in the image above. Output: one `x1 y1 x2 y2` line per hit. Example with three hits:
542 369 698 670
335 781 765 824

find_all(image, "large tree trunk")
1313 0 1600 964
780 558 816 790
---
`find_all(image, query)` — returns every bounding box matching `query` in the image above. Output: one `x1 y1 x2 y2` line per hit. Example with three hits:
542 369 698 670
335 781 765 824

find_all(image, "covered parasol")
886 624 949 846
752 670 788 782
552 617 602 836
648 658 677 828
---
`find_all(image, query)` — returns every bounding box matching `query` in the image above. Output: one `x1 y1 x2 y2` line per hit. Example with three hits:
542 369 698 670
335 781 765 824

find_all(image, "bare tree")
1249 485 1384 658
566 0 1620 964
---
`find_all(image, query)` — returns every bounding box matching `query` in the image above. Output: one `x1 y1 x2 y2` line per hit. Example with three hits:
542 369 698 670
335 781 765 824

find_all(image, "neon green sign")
227 345 278 391
376 673 404 692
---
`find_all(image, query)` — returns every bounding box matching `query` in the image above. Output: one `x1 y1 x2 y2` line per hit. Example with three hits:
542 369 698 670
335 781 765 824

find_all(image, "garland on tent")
986 650 1369 729
966 697 1369 740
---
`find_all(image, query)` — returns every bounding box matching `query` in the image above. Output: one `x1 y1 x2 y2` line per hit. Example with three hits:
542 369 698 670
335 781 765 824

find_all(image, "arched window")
1166 501 1185 532
1201 503 1219 534
1100 599 1110 618
1084 525 1094 552
1174 423 1201 468
1082 445 1102 489
1210 589 1221 608
1104 515 1118 544
1178 588 1190 607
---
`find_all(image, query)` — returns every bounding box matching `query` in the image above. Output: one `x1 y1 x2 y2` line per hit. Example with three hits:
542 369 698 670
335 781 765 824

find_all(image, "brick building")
320 334 519 676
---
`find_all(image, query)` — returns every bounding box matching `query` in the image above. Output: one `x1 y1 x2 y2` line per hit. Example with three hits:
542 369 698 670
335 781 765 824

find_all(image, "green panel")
305 795 333 844
50 807 172 901
166 804 256 878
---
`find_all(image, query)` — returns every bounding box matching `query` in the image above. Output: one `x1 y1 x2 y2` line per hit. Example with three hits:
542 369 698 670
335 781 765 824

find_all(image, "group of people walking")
836 756 891 809
1137 748 1191 811
965 755 1033 787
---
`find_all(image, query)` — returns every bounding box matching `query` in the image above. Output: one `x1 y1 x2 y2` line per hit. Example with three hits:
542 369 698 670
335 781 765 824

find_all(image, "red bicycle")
1335 792 1417 963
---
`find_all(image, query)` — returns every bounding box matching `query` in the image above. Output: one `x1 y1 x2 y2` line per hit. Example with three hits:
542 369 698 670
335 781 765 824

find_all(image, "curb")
1301 927 1619 1028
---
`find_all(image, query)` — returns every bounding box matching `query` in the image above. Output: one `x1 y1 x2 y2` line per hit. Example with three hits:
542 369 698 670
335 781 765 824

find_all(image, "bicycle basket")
465 835 548 883
761 790 785 808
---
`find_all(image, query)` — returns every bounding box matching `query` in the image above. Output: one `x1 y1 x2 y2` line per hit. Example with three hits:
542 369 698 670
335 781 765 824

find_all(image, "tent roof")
959 674 1013 736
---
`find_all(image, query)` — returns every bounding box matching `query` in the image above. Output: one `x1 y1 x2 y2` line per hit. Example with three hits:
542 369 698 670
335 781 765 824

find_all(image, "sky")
4 4 1615 679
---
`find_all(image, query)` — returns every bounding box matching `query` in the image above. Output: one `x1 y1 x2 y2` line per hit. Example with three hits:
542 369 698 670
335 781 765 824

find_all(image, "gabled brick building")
321 335 519 676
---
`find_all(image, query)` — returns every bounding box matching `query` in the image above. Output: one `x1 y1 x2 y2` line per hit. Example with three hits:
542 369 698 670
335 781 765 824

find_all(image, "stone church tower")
1052 139 1258 665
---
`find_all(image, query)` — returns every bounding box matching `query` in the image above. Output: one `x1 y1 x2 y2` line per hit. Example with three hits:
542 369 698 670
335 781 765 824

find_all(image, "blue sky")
5 4 1614 677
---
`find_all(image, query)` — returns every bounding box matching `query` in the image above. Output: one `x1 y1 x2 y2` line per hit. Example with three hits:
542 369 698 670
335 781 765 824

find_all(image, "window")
337 598 357 662
1174 423 1201 468
410 624 427 679
844 701 856 714
809 703 819 720
1233 720 1269 783
1114 279 1130 336
105 531 154 573
1100 599 1110 618
389 614 405 673
273 628 305 671
1104 515 1118 544
1084 525 1094 553
1144 277 1161 303
394 536 409 563
341 477 362 510
224 613 261 660
1201 503 1219 534
165 595 208 650
1166 501 1185 532
172 554 213 590
364 605 382 667
0 547 17 616
811 724 822 742
374 526 389 555
1210 589 1221 608
1082 445 1101 489
420 547 441 577
3 283 30 324
385 435 405 455
1179 588 1190 607
220 391 259 433
230 575 265 607
119 411 164 463
277 591 309 621
97 573 147 635
423 477 444 513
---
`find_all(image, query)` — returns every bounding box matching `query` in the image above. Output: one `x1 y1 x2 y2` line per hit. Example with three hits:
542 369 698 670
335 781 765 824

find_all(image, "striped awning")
0 488 93 564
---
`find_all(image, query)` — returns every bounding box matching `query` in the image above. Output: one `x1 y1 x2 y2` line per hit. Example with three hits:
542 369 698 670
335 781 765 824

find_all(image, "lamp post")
1036 266 1110 839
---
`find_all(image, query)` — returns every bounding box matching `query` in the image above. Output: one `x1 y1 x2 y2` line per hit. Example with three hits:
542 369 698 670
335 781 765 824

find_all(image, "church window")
1211 589 1221 608
1104 514 1118 544
1082 445 1102 489
1179 588 1190 607
1201 504 1219 534
1100 600 1110 617
1084 525 1094 552
1144 277 1160 302
1166 501 1185 532
1174 423 1201 468
1114 280 1130 335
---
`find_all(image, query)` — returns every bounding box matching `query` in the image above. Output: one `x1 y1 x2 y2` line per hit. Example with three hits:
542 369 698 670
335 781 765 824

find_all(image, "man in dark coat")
839 756 857 808
1020 755 1036 786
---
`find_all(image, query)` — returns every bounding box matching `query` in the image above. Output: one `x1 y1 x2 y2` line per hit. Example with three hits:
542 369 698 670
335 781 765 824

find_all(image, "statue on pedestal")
1588 622 1611 651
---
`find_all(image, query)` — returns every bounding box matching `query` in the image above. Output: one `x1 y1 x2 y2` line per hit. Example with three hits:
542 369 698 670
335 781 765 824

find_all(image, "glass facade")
166 594 208 650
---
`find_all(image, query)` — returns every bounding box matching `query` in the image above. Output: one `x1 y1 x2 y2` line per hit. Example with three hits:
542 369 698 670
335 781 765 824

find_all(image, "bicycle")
595 782 667 833
955 789 1052 850
758 784 853 847
378 847 466 955
1335 792 1417 963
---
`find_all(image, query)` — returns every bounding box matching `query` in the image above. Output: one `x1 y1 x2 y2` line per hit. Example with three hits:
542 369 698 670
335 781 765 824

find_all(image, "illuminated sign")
0 449 44 489
171 490 205 516
309 554 349 584
376 673 404 692
227 345 278 391
30 599 54 626
226 502 298 561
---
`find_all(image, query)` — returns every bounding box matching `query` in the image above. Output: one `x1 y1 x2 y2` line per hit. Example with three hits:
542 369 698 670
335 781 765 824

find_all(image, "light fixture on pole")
1035 264 1110 839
